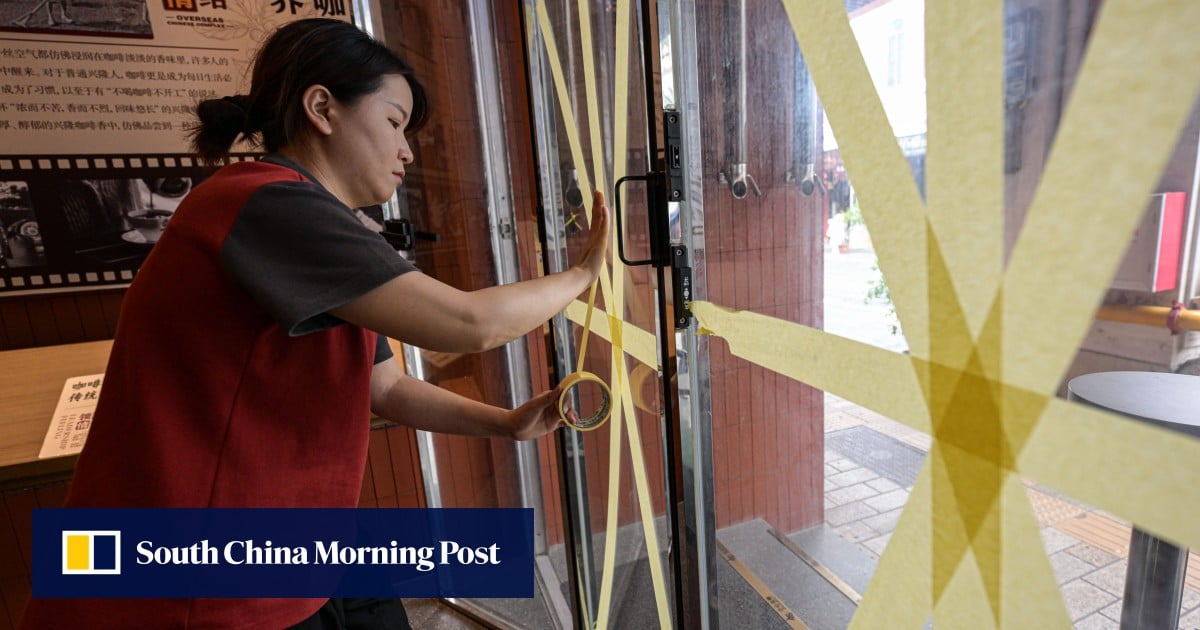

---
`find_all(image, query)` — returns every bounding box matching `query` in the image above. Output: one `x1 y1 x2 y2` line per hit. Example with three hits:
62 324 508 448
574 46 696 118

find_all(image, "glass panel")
683 0 1200 628
523 0 673 627
822 0 923 355
1016 2 1200 629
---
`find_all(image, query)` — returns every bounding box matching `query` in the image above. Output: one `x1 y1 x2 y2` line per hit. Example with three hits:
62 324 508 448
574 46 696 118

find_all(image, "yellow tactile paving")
1056 511 1128 559
1053 513 1130 558
1024 487 1087 527
1053 513 1200 594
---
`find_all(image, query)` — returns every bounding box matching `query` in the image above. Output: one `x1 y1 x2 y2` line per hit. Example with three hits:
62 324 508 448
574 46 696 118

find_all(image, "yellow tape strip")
612 0 631 189
594 339 625 629
848 463 932 630
565 299 658 369
536 1 593 197
690 301 930 435
997 469 1073 629
575 0 607 194
533 0 618 313
613 356 673 630
535 2 672 627
1018 397 1200 549
576 281 600 370
925 0 1004 339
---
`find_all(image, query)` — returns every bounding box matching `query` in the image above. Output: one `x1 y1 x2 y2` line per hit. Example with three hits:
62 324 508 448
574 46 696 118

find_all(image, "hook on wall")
716 167 762 200
728 164 761 199
796 164 822 197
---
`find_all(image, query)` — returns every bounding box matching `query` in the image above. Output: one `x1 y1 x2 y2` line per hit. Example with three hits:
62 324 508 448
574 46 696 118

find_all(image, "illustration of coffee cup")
127 209 173 243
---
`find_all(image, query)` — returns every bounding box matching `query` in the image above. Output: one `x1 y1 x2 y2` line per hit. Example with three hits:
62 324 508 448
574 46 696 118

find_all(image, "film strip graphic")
0 152 259 295
0 153 260 172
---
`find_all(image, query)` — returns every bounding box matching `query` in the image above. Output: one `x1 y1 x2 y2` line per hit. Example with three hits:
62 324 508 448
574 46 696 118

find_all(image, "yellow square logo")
61 531 121 575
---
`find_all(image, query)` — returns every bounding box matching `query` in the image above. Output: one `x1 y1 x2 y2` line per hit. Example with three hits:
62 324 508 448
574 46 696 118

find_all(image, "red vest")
21 161 377 629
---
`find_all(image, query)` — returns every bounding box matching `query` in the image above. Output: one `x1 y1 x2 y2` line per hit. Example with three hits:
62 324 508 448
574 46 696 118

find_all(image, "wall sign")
0 0 351 294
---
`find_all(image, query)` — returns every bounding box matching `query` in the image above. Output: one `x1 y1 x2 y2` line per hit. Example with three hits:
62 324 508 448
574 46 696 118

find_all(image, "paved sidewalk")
822 393 1200 629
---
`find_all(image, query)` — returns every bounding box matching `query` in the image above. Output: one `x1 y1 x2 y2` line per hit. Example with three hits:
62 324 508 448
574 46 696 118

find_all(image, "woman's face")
325 74 415 207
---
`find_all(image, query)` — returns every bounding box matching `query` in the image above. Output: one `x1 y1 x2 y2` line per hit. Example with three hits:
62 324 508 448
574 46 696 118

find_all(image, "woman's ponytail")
188 95 253 165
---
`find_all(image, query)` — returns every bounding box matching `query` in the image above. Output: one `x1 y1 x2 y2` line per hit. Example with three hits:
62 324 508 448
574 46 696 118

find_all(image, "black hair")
189 18 429 164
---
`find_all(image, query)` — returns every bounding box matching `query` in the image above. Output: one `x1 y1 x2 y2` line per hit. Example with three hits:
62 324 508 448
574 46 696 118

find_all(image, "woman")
19 18 608 630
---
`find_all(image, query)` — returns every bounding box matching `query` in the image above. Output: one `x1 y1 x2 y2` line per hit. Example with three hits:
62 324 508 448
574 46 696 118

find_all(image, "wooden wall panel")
0 289 124 352
696 0 826 533
73 293 111 340
387 425 426 509
0 302 34 350
357 424 427 511
46 297 85 345
367 429 400 509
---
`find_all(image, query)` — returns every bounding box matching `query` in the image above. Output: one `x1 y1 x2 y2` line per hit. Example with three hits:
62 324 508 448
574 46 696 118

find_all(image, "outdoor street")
823 236 908 355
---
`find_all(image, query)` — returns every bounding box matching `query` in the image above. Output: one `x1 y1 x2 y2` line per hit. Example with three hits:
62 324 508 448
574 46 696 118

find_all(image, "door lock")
612 111 692 328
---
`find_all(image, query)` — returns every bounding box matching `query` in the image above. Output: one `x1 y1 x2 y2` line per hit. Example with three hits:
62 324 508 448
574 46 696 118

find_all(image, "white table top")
1067 371 1200 436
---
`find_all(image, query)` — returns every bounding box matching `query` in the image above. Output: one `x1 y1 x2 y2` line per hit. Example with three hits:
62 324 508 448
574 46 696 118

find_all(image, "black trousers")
287 598 412 630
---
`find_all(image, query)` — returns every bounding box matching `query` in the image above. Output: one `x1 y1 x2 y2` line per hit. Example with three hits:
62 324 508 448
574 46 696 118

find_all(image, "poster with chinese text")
0 0 352 295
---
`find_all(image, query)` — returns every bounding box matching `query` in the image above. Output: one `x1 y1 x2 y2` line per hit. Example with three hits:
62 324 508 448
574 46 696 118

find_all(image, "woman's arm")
369 358 563 440
331 192 609 353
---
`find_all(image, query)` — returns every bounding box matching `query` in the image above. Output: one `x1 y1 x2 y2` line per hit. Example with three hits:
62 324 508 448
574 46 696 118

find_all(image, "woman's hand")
574 190 610 281
507 387 574 441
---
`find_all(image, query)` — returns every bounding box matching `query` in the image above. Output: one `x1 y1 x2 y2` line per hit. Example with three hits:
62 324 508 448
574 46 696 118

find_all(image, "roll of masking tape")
629 363 657 413
558 371 612 431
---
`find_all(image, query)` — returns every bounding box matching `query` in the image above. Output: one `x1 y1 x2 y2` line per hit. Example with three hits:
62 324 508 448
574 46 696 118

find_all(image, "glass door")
521 0 702 626
528 1 1200 629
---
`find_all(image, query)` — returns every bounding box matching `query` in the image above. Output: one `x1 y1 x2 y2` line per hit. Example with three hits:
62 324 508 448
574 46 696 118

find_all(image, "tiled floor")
402 598 487 629
823 392 1200 629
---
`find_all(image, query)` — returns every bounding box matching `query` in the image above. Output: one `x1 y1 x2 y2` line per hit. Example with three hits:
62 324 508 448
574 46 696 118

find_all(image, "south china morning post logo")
33 508 534 598
61 530 121 575
131 537 499 571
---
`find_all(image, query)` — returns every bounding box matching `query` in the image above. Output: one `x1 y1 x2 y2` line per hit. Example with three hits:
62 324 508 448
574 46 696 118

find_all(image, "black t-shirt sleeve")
220 180 417 336
374 333 394 365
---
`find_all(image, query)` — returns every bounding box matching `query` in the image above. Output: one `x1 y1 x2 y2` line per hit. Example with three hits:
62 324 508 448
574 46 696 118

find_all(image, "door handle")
613 111 687 268
614 173 656 267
